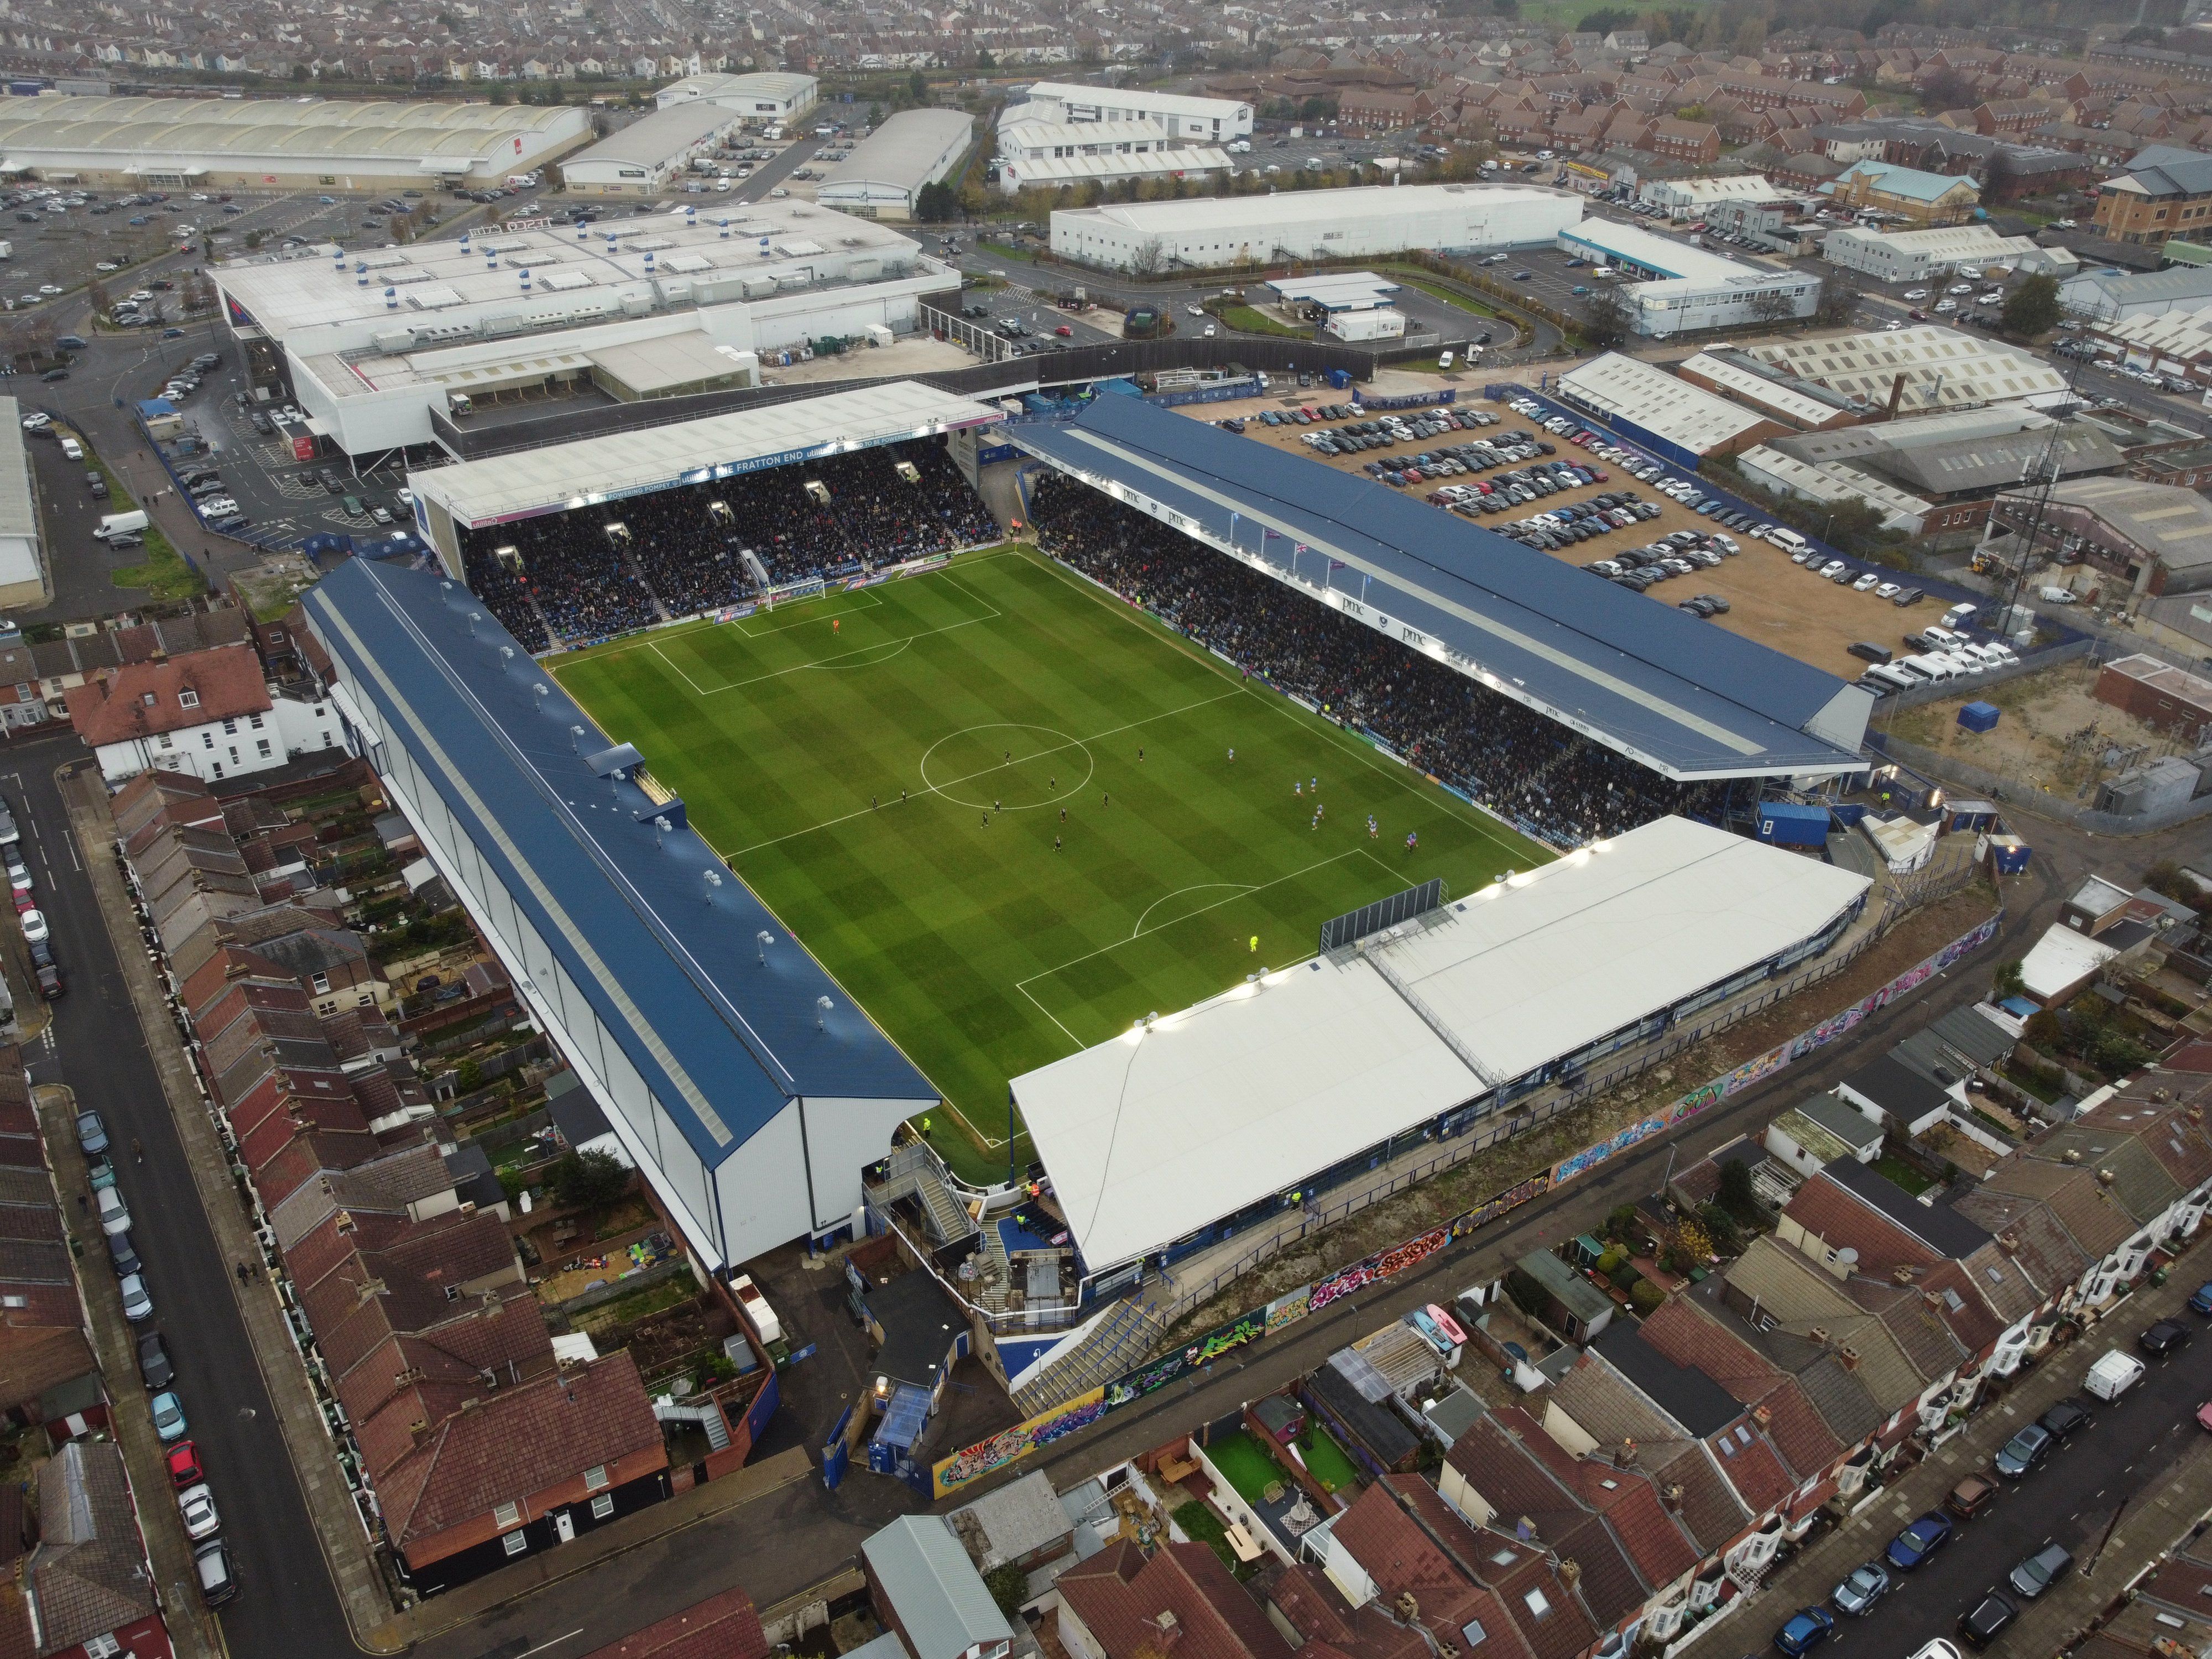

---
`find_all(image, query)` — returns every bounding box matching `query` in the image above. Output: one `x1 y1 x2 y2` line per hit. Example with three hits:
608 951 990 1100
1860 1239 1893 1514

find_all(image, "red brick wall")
2095 664 2212 736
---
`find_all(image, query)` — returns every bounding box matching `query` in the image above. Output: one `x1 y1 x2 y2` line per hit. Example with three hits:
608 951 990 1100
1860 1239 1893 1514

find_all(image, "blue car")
150 1390 187 1442
1885 1511 1954 1571
1775 1608 1836 1657
2189 1281 2212 1315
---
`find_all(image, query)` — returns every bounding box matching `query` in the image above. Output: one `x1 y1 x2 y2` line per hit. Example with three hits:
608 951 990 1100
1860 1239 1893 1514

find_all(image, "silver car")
1832 1561 1890 1616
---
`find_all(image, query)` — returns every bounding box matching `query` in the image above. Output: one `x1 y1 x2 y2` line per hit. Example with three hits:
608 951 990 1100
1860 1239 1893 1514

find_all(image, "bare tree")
1127 236 1168 278
1815 268 1861 329
1747 286 1799 327
1579 281 1634 348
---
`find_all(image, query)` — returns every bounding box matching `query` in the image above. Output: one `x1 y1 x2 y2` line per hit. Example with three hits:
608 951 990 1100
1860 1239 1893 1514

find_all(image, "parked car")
150 1390 187 1441
177 1482 220 1541
165 1439 202 1488
2142 1320 2190 1358
75 1110 108 1156
2009 1543 2072 1599
1946 1475 1998 1520
1886 1512 1954 1570
1994 1422 2052 1479
108 1230 139 1278
1831 1563 1890 1618
1958 1590 2016 1649
137 1332 173 1388
1774 1608 1835 1657
194 1538 238 1607
2039 1398 2092 1442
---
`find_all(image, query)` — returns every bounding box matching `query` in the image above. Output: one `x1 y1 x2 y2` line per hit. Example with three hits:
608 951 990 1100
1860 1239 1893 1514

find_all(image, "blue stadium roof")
1013 397 1870 781
304 558 936 1175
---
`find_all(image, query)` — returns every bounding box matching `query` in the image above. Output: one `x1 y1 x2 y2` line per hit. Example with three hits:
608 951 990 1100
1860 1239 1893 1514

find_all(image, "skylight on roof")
1524 1590 1551 1619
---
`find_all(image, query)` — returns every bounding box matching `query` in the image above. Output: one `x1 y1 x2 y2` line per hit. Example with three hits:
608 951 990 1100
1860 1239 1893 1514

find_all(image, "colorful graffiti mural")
931 1386 1108 1500
925 910 2002 1501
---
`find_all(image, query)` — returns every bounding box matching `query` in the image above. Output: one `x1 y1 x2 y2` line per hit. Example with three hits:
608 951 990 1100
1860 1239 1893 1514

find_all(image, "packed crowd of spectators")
458 440 1001 646
1030 474 1726 847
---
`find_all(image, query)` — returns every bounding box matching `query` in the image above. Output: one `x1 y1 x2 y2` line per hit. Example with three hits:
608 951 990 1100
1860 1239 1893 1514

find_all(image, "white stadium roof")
1015 817 1869 1272
1556 353 1770 455
408 379 1004 527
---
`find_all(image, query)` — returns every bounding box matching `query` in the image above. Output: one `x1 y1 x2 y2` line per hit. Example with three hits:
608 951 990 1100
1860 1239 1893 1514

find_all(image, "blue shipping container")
1327 368 1353 390
1958 701 2000 734
1756 802 1830 847
1988 837 2031 875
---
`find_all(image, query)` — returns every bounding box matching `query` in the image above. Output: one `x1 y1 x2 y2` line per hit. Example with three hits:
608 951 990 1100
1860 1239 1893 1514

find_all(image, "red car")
11 888 33 916
166 1440 202 1488
2199 1401 2212 1433
1908 309 1928 321
1053 324 1072 337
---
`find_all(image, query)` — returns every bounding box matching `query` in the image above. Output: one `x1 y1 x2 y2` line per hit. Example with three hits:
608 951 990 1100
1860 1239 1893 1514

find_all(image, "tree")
914 180 957 222
1992 958 2026 999
869 101 884 126
1578 7 1637 31
1816 267 1861 328
1128 234 1168 277
2002 273 2062 338
976 47 996 70
1629 1279 1665 1316
983 1564 1029 1620
1919 67 1975 114
243 228 263 249
290 63 312 81
1747 286 1799 327
550 1149 633 1211
909 68 928 103
1579 280 1634 348
2022 1009 2062 1052
84 278 109 319
1718 1156 1757 1219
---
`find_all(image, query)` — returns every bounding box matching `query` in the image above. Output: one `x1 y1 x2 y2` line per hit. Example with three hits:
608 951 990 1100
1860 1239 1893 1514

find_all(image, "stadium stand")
455 440 1001 648
1030 472 1730 846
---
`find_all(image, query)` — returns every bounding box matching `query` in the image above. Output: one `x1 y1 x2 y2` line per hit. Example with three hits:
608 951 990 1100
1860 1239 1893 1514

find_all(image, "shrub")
1718 1157 1758 1220
1629 1279 1665 1316
983 1563 1030 1620
550 1149 632 1211
1595 1246 1627 1275
2022 1010 2061 1052
1605 1203 1640 1240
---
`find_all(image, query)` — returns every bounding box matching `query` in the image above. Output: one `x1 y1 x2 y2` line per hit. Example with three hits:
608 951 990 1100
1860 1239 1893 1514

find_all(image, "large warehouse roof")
408 379 1002 527
215 201 922 341
818 108 974 197
0 94 578 165
304 558 935 1175
1011 396 1870 781
1052 180 1572 237
1557 353 1771 454
1739 327 2065 413
565 102 735 169
1014 817 1870 1272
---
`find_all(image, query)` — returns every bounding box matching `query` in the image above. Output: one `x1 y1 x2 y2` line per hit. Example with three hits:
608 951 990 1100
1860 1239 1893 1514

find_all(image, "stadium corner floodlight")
570 723 585 751
704 869 723 890
816 994 833 1030
498 645 514 663
467 610 482 634
757 929 775 963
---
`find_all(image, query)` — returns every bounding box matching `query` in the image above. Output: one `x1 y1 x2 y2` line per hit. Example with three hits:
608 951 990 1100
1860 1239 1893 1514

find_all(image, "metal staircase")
1011 1296 1167 1416
876 1140 981 1249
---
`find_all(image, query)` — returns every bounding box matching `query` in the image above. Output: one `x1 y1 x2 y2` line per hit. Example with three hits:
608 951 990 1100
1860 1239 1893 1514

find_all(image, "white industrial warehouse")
995 115 1229 195
562 102 748 195
653 70 819 122
1558 220 1819 335
1050 182 1582 272
213 202 958 455
1013 817 1870 1277
0 95 589 190
999 82 1252 142
1556 353 1776 455
1818 223 2049 284
816 108 974 219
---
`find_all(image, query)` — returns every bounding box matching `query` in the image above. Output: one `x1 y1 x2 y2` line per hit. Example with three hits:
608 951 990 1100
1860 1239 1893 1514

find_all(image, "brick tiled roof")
581 1586 769 1659
65 643 273 745
1060 1540 1296 1659
372 1351 662 1558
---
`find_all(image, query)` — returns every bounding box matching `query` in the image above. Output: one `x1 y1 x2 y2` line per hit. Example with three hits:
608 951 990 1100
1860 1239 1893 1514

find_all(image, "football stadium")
309 377 1876 1295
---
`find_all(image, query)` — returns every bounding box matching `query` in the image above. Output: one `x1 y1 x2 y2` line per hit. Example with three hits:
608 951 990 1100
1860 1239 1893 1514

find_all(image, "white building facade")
1559 219 1819 336
653 71 819 122
1051 182 1582 272
1001 82 1251 143
1819 223 2043 284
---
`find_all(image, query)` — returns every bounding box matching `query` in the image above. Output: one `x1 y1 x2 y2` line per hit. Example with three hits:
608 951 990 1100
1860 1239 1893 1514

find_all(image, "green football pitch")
552 546 1549 1182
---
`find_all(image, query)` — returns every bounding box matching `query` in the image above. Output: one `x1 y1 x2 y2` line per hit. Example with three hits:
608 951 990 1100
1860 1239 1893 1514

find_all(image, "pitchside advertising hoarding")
926 907 2004 1500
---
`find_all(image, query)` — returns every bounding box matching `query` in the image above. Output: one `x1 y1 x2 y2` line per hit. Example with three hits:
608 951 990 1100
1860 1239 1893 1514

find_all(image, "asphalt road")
1745 1332 2212 1657
2 729 357 1659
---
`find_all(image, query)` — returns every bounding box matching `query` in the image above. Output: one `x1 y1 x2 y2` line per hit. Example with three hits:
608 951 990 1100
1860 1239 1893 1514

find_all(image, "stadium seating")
456 441 1001 646
1029 472 1728 848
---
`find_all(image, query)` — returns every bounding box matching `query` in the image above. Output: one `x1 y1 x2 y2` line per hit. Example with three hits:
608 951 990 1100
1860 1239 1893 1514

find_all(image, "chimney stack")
1839 1345 1861 1370
1886 371 1906 419
1558 1560 1582 1596
1152 1612 1181 1651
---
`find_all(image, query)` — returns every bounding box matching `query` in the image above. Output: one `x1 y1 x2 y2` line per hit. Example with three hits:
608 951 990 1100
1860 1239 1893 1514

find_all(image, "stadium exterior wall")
309 611 932 1272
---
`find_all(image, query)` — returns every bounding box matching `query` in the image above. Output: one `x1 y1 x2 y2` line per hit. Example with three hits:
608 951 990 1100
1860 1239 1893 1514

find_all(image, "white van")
1766 525 1807 553
2085 1348 2146 1402
96 510 148 541
1863 664 1916 693
1900 654 1957 684
58 435 82 462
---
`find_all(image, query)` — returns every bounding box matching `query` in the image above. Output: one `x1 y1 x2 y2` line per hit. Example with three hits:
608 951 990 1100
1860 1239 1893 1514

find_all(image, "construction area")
1873 656 2208 800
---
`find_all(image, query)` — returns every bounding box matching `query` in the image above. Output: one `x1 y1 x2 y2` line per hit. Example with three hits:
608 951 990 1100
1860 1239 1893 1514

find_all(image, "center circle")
919 722 1096 812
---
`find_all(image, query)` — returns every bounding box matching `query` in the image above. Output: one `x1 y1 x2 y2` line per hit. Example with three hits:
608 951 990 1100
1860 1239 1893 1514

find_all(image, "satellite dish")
1835 1248 1859 1266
